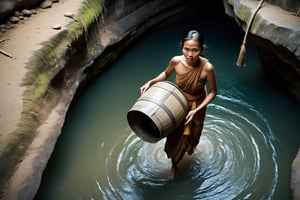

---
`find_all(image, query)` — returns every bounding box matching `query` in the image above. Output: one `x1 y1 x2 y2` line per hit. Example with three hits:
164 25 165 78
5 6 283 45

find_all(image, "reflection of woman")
140 30 217 179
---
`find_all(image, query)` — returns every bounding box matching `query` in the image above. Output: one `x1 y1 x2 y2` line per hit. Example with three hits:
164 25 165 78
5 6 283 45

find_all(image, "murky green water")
35 16 300 200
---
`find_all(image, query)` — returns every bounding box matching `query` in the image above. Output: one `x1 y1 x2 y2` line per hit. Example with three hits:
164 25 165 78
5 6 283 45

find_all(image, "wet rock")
40 0 53 9
22 9 32 17
14 11 21 17
64 12 74 18
31 9 38 15
51 24 61 30
9 16 19 24
5 21 13 29
0 24 8 33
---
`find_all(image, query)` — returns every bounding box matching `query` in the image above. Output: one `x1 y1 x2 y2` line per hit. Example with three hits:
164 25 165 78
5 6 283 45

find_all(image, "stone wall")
224 0 300 102
224 1 300 199
264 0 300 12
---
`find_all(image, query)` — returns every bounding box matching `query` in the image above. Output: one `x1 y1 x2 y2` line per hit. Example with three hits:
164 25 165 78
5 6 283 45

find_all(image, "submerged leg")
168 159 177 180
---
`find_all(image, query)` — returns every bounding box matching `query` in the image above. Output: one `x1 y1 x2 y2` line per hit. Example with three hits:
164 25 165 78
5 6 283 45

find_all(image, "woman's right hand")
140 82 151 95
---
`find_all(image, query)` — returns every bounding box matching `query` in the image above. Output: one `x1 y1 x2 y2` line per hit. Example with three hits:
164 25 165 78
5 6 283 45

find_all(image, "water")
35 16 300 199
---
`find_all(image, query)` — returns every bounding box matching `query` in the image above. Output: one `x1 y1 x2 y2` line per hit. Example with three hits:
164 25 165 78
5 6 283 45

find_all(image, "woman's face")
182 39 202 64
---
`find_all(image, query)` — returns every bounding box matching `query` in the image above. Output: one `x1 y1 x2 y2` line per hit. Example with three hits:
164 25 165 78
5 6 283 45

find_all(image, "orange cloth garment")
182 92 202 136
164 57 208 163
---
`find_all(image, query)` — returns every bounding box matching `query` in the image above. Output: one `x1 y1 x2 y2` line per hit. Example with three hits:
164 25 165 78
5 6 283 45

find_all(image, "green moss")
250 14 262 33
24 0 103 86
237 5 251 22
0 0 104 194
66 0 103 40
227 0 234 6
28 74 51 100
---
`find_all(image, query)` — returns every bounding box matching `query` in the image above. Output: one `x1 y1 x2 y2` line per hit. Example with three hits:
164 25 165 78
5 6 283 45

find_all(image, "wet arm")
196 63 217 111
140 58 176 94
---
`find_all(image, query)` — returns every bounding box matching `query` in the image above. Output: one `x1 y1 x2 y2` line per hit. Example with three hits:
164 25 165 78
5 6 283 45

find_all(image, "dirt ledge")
0 0 103 198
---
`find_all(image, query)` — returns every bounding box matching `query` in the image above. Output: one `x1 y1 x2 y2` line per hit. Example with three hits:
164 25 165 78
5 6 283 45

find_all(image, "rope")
236 0 264 66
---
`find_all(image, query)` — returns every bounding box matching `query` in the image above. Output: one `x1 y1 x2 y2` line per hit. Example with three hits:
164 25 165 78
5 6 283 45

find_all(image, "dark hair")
181 30 205 50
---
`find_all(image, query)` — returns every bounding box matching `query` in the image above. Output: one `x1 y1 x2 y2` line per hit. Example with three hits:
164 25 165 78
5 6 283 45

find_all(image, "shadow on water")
35 15 300 200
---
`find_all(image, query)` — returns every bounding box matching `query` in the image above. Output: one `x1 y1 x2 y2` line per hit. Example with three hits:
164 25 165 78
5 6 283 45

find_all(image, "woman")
140 30 217 179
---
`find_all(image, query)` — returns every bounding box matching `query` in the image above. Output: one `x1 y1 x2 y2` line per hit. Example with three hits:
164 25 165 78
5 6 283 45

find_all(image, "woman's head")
181 30 205 63
181 30 205 50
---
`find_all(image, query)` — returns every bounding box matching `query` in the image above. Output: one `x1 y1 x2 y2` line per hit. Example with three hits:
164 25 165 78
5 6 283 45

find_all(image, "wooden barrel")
127 81 189 143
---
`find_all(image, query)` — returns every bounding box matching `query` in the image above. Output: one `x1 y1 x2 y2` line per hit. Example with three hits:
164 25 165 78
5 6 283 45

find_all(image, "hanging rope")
236 0 264 67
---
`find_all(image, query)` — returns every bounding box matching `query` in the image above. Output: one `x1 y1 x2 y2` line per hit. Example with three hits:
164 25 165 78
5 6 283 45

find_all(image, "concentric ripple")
96 94 278 200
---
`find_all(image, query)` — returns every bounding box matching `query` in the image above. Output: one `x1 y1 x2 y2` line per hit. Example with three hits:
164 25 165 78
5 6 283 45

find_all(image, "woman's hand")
140 82 151 95
184 109 197 125
139 71 170 95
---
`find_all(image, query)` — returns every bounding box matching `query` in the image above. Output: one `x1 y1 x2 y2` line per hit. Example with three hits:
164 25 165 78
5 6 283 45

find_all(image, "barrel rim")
127 110 161 143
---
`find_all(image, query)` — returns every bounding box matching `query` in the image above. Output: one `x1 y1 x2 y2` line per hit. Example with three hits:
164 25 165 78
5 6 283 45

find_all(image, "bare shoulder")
203 61 215 72
170 55 181 64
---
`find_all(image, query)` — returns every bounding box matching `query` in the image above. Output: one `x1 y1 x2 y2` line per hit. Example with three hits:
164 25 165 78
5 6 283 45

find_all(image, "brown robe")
164 57 208 164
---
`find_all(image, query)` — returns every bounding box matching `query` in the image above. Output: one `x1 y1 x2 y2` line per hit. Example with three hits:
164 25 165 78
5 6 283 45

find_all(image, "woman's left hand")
184 109 197 125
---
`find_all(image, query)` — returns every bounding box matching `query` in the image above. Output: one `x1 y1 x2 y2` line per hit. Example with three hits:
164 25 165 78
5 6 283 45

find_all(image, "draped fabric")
164 57 208 163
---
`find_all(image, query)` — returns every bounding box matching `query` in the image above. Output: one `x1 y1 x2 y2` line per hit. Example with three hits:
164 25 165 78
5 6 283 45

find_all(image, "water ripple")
96 94 278 200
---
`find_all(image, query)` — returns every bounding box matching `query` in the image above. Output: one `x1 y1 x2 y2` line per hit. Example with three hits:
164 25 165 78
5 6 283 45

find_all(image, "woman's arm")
140 71 168 94
140 57 177 94
197 62 217 110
